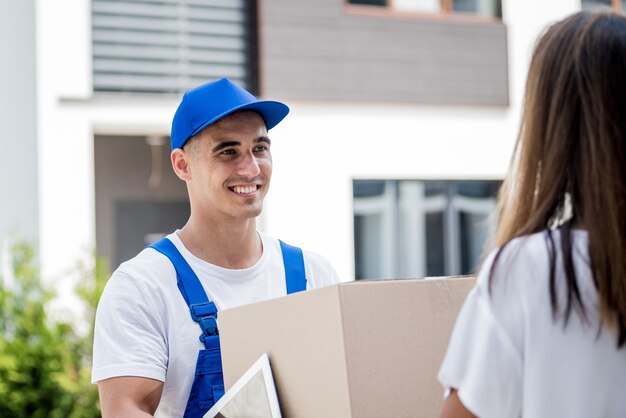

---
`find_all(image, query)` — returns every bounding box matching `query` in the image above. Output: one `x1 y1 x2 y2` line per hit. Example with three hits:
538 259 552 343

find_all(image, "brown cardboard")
219 276 474 418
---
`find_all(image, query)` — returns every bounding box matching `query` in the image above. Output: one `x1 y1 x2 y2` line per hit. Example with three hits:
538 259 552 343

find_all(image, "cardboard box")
219 276 474 418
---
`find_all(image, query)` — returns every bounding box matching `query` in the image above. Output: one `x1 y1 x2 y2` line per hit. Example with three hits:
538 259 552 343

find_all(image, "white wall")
35 0 177 315
0 0 38 256
33 0 582 306
36 0 92 310
265 102 513 281
263 0 581 281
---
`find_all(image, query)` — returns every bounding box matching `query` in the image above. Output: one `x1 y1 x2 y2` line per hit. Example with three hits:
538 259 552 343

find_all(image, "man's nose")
237 150 261 178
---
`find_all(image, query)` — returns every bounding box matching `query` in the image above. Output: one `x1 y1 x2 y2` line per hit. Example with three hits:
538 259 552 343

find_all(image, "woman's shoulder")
483 229 588 275
479 230 549 284
476 228 589 303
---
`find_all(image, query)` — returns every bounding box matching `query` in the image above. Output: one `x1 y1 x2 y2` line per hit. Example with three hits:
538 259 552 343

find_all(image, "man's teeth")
233 185 257 194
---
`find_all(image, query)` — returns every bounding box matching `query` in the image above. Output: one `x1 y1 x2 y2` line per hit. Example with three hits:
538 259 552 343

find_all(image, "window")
347 0 502 18
351 0 387 5
92 0 259 94
581 0 623 10
353 180 500 280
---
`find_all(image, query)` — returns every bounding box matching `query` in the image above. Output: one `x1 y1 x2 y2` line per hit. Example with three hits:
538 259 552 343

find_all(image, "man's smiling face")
184 110 272 222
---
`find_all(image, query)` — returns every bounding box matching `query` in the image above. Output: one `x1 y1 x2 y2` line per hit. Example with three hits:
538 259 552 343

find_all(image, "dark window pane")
452 0 501 17
350 0 387 5
424 181 446 197
354 214 382 279
426 211 445 276
353 180 385 198
457 180 501 198
453 0 477 12
354 215 365 279
581 0 612 11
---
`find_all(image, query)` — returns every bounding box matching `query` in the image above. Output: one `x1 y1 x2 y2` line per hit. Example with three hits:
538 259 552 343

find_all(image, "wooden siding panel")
260 0 508 105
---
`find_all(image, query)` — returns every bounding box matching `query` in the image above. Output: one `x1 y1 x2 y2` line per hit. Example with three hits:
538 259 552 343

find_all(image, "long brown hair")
493 11 626 347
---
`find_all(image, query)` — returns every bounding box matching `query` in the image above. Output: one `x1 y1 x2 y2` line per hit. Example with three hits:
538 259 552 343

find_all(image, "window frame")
352 179 499 280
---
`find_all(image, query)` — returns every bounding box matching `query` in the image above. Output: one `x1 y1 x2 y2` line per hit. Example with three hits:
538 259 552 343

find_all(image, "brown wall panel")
259 0 508 105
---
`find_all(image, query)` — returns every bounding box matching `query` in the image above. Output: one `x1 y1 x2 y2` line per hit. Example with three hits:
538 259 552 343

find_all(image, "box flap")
339 277 474 417
220 284 353 418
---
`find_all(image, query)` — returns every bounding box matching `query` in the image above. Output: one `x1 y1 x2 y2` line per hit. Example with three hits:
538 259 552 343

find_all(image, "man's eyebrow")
211 141 240 153
211 136 270 153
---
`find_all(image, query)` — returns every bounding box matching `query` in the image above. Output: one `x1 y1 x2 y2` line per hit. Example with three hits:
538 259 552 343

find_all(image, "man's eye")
221 149 236 155
254 145 268 153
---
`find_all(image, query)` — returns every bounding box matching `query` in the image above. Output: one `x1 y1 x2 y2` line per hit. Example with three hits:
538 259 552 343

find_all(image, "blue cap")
170 78 290 149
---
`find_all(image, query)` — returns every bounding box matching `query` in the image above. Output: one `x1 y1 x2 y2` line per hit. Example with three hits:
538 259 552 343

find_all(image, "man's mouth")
230 185 259 194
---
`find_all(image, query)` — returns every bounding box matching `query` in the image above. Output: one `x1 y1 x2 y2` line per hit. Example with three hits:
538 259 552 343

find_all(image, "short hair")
182 131 203 158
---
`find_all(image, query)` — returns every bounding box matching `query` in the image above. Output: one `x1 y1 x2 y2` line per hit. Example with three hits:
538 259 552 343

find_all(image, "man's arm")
98 376 164 418
440 389 477 418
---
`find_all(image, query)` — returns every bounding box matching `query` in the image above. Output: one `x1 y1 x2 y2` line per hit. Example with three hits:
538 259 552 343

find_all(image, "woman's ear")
171 149 191 181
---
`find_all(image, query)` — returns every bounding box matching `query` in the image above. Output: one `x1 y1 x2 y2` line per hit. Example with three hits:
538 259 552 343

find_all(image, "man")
92 78 340 418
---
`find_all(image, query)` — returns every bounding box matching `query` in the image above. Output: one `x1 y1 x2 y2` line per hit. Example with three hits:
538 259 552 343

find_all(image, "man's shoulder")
96 246 179 326
113 246 176 287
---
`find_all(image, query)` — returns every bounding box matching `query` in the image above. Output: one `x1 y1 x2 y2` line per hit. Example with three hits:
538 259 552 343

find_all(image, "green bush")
0 241 107 418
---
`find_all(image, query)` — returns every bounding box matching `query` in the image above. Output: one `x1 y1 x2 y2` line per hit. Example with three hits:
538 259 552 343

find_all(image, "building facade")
1 0 603 300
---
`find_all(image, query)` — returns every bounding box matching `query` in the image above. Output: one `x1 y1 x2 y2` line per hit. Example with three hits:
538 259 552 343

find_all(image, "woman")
438 10 626 418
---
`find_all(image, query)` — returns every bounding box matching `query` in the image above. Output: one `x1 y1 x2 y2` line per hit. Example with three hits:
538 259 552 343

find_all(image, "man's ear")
171 149 191 181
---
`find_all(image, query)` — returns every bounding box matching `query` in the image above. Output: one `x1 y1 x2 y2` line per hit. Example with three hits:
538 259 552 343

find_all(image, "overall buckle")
190 302 219 343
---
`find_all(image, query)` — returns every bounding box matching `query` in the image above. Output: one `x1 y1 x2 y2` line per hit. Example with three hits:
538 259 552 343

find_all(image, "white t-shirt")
438 229 626 418
92 231 340 418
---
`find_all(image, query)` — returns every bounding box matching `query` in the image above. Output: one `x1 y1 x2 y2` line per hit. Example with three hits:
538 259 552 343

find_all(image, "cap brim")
188 100 290 139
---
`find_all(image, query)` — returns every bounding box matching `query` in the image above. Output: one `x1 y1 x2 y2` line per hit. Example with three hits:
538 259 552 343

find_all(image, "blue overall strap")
279 240 307 294
149 238 218 345
149 238 224 415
